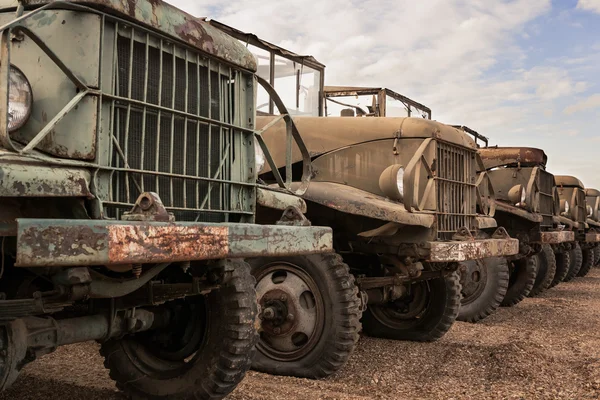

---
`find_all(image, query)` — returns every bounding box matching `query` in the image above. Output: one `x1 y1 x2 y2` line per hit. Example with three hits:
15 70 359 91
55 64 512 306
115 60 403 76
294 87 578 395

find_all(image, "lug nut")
273 327 281 335
262 307 275 320
280 294 287 302
286 313 295 321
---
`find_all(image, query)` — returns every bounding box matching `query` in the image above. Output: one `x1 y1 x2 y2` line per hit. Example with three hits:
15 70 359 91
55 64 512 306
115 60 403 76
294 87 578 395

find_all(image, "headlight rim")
379 164 405 202
7 64 33 133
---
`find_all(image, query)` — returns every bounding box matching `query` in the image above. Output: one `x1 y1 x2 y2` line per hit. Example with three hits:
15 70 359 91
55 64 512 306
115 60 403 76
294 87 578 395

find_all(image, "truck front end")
0 1 332 397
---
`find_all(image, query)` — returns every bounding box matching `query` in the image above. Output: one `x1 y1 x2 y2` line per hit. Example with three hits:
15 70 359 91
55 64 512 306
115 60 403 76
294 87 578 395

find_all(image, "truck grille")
538 170 554 227
574 188 587 225
104 25 252 222
436 142 477 240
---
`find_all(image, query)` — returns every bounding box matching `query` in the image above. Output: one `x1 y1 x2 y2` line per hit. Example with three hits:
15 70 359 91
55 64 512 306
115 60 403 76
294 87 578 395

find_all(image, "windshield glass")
325 94 379 117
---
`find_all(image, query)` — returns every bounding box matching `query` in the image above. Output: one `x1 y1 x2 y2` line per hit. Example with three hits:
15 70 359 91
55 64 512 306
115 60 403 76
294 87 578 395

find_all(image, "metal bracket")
122 192 174 222
452 227 474 241
492 226 510 240
276 206 311 226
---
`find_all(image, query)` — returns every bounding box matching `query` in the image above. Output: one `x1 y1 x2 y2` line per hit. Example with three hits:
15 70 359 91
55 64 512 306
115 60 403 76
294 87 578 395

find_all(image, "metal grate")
103 24 252 222
538 170 554 227
436 141 477 240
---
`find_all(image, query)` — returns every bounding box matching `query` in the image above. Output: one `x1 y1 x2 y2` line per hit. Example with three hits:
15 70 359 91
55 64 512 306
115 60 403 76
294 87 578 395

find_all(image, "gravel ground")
3 269 600 400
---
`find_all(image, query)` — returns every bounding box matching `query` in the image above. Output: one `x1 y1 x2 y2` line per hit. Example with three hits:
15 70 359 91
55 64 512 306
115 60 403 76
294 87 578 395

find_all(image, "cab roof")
0 0 257 71
555 175 584 188
586 188 600 197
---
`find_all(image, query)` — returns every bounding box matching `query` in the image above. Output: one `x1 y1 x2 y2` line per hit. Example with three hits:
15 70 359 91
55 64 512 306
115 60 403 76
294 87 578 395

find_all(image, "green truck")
0 1 336 398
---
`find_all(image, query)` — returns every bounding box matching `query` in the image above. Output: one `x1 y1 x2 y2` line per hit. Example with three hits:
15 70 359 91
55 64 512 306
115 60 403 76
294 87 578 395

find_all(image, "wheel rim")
370 281 431 328
255 263 324 361
121 298 209 379
460 260 488 305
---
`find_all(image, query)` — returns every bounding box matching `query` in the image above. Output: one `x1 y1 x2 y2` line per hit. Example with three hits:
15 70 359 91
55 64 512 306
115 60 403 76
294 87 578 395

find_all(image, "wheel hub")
254 264 324 360
460 260 488 305
259 289 297 336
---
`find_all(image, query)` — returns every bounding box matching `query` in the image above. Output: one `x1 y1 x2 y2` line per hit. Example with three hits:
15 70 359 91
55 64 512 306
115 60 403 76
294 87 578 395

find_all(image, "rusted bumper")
15 219 332 267
585 232 600 243
425 238 519 263
540 231 575 244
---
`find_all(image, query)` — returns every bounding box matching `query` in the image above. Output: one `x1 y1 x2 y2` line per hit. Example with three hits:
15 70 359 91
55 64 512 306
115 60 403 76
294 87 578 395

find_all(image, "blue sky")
169 0 600 187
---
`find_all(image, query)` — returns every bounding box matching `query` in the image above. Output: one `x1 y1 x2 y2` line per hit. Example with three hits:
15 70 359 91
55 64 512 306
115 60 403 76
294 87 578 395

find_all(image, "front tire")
362 269 461 341
528 244 557 297
457 258 509 323
550 251 571 287
563 243 583 282
501 256 537 307
249 253 362 379
577 247 595 277
100 260 258 400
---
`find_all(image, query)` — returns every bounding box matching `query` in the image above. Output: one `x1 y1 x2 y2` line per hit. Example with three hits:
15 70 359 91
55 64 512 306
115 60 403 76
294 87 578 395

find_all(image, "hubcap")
460 260 488 305
371 281 431 328
255 263 324 361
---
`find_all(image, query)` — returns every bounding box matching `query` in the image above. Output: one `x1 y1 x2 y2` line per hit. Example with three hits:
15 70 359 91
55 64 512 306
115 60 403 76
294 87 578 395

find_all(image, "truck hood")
257 116 477 168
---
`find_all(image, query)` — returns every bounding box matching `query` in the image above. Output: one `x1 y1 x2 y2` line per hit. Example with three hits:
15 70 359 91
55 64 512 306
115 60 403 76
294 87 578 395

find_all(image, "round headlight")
254 137 266 174
587 205 593 217
508 184 525 206
560 199 570 216
379 164 405 201
8 66 33 132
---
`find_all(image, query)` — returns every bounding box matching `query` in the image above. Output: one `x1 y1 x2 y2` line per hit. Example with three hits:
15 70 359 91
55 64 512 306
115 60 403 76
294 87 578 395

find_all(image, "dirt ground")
3 269 600 400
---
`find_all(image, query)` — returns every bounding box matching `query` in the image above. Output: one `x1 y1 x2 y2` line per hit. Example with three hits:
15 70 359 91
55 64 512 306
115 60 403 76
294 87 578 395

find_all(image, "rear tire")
594 245 600 266
577 247 595 277
550 251 571 287
501 256 537 307
248 253 362 379
457 258 509 323
100 260 258 400
563 243 583 282
362 269 461 341
528 244 557 297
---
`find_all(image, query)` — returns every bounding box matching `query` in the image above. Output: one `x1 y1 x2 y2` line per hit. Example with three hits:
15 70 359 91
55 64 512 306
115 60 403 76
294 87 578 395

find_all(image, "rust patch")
427 238 519 262
479 147 547 170
107 224 230 264
541 231 575 244
17 224 107 266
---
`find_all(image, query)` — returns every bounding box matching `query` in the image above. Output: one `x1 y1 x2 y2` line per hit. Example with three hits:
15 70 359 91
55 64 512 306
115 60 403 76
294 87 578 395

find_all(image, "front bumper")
15 219 333 267
585 232 600 243
540 231 575 244
425 237 519 263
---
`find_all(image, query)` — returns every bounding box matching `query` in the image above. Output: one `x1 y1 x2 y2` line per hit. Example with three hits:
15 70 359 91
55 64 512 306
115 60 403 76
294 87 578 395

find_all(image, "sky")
168 0 600 188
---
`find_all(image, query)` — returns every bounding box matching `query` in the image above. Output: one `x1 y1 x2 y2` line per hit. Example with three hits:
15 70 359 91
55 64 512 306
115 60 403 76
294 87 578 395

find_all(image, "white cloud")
564 94 600 115
165 0 600 187
577 0 600 14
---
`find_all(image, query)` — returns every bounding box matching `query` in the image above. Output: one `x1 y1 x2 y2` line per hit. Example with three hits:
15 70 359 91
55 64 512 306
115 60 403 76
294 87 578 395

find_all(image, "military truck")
0 1 337 398
457 146 575 322
252 115 519 378
585 188 600 268
554 176 599 284
323 86 432 119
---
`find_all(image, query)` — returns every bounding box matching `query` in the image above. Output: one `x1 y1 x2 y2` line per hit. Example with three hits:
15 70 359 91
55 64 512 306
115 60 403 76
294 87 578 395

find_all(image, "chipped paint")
426 237 519 263
15 219 333 267
9 0 257 71
540 231 575 244
107 224 229 264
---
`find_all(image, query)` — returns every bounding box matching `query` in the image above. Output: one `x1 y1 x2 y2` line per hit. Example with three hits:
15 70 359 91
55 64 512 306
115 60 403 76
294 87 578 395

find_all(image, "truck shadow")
0 374 125 400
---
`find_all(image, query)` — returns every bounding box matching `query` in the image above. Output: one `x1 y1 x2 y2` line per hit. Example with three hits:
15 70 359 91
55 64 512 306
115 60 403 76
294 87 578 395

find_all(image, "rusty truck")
455 145 575 322
553 176 600 284
0 1 338 398
212 22 519 379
